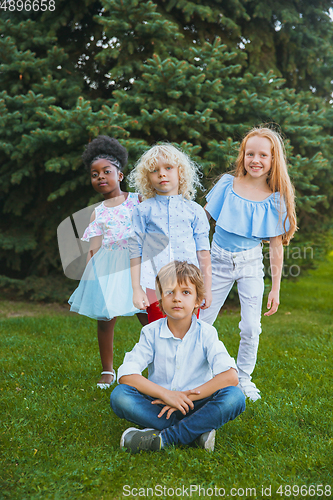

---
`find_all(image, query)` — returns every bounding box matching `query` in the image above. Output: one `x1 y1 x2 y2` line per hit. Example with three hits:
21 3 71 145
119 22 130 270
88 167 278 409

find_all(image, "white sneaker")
196 429 216 451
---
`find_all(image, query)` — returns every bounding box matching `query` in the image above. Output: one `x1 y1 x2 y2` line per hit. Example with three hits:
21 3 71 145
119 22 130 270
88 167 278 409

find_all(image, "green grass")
1 255 332 500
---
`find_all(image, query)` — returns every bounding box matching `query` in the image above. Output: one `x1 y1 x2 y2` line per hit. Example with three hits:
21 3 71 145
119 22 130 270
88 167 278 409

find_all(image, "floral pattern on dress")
82 193 140 251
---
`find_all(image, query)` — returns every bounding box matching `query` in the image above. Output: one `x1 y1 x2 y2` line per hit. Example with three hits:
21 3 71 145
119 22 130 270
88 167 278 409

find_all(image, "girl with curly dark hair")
69 136 147 388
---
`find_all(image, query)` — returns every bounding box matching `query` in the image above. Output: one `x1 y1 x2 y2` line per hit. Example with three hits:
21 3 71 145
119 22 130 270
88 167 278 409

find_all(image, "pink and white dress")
69 193 141 320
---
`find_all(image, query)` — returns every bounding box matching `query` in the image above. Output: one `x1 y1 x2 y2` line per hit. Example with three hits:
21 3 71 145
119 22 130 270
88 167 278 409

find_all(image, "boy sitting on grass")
110 260 245 453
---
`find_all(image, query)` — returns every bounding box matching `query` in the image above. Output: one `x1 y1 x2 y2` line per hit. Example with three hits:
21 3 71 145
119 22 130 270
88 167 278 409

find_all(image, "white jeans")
200 241 265 383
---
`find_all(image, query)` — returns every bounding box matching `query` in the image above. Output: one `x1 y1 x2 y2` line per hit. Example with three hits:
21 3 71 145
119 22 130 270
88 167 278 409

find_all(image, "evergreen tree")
153 0 333 99
236 0 333 99
0 4 98 298
0 0 332 300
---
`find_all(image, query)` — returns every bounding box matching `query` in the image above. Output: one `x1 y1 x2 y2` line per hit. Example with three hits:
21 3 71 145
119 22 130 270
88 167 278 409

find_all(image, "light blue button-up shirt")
117 316 237 391
128 194 210 288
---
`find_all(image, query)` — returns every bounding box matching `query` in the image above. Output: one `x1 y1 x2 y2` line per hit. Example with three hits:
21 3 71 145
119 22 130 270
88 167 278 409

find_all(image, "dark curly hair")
82 136 128 171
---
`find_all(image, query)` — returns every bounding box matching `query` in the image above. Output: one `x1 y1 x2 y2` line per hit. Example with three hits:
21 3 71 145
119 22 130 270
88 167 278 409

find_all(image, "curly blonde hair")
234 126 297 245
128 143 202 200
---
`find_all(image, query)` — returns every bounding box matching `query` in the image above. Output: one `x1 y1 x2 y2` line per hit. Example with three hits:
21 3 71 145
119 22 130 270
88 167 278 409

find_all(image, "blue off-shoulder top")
205 174 290 252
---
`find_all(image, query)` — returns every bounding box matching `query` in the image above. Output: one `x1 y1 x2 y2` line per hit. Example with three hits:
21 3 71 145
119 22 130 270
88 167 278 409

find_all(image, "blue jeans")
110 384 245 446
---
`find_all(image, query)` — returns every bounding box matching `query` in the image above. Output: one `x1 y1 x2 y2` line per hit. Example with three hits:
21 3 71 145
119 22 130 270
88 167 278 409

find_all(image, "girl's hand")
133 288 150 310
264 289 280 316
200 290 212 309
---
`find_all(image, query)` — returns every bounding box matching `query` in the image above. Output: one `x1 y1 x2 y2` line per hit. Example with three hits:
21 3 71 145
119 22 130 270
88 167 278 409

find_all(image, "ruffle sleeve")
206 174 290 239
205 174 233 222
81 219 104 242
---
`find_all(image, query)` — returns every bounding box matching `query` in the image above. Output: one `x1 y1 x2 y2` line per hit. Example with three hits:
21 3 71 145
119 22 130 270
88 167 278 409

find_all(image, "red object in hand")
146 301 199 323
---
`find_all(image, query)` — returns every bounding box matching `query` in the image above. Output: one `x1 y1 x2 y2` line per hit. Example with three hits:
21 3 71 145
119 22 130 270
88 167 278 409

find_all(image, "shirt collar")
154 194 183 203
159 315 198 339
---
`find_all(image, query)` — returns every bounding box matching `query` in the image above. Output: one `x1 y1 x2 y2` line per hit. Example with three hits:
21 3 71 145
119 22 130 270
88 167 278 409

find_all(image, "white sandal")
97 369 116 389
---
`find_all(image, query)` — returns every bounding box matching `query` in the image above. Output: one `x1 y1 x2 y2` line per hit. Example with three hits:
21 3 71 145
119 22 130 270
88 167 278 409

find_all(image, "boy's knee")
216 386 246 415
110 384 134 417
227 386 246 411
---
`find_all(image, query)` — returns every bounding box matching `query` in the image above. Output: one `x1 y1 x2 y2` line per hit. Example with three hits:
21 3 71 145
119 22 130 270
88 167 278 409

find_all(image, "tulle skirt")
68 247 141 321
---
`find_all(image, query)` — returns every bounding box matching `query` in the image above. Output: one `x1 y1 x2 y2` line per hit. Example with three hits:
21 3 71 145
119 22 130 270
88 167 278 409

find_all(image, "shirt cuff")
194 234 211 251
117 362 143 383
212 358 237 377
128 238 142 259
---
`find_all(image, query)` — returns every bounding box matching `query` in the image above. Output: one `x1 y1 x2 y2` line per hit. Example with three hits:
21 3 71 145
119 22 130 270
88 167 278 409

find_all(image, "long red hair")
234 126 297 245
